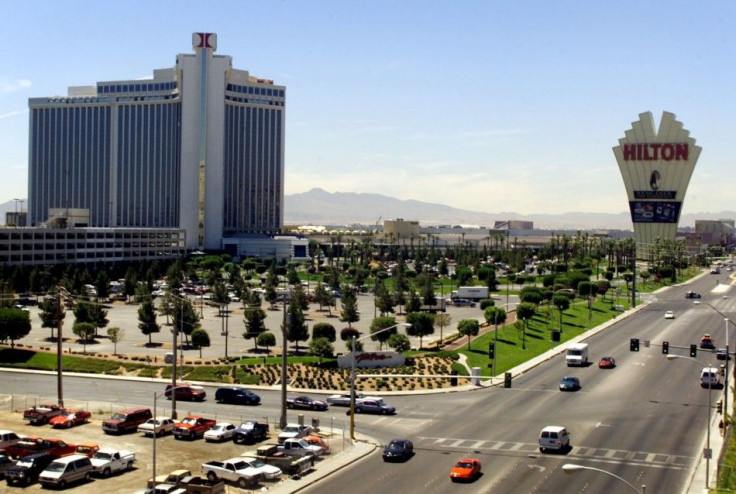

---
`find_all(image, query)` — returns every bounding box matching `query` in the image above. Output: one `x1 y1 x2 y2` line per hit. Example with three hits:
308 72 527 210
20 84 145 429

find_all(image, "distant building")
493 220 533 230
695 219 735 246
383 219 420 244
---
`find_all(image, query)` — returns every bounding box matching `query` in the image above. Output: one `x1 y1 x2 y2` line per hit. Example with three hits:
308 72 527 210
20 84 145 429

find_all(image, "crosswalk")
416 436 691 470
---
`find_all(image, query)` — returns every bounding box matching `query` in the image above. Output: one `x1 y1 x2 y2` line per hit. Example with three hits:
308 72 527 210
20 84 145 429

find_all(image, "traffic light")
488 342 495 359
690 344 697 358
504 372 512 388
450 370 458 387
662 341 669 354
717 399 724 414
630 338 640 352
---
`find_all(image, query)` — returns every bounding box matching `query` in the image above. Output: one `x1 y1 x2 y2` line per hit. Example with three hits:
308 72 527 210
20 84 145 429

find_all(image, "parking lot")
0 398 344 494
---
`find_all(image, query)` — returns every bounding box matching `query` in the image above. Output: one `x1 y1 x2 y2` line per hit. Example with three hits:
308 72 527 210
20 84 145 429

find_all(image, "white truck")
277 438 323 458
201 458 261 489
453 286 490 300
565 343 589 366
90 449 135 477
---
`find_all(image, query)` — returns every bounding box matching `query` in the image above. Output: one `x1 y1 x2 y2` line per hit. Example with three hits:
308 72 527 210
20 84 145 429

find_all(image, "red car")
49 409 92 428
450 458 482 482
598 357 616 369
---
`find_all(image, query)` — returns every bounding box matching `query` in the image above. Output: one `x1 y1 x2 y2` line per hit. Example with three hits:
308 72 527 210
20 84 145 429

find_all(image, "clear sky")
1 0 734 216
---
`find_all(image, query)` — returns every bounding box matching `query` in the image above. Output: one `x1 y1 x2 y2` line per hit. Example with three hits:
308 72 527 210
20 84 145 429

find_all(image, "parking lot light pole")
350 322 411 440
493 303 517 377
694 300 731 422
152 385 188 488
667 354 713 488
562 464 645 493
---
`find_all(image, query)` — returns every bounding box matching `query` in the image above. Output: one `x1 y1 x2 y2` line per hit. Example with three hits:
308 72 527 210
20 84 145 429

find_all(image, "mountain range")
2 189 732 230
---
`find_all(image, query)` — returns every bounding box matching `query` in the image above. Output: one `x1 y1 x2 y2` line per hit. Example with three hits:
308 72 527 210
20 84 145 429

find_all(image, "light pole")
694 299 732 421
667 354 713 488
350 322 411 439
280 293 291 430
152 385 188 487
492 303 517 377
562 463 645 493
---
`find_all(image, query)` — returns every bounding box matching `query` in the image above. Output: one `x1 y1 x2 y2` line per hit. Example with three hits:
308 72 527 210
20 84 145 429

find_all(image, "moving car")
49 409 92 428
538 425 570 453
351 398 396 415
685 291 701 299
598 356 616 369
559 376 581 392
326 393 366 406
286 396 328 411
450 458 481 482
701 367 721 388
717 348 731 361
664 310 675 319
204 423 236 442
165 383 206 402
700 334 716 349
214 386 260 405
382 439 413 462
452 298 476 307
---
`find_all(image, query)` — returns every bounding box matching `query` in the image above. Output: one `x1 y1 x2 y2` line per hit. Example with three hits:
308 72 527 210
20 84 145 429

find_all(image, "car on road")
165 383 206 402
538 425 570 453
598 356 616 369
701 367 721 388
326 393 366 406
382 439 413 462
349 398 396 415
559 376 581 392
214 386 260 405
685 291 701 299
49 409 92 429
452 298 476 308
450 458 481 482
286 395 328 411
701 334 716 349
664 310 675 319
138 417 176 437
717 348 731 361
204 423 236 443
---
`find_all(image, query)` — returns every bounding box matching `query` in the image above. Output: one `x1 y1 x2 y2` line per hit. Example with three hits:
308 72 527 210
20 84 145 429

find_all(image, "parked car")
138 417 176 437
538 425 570 453
277 424 311 444
0 430 21 451
450 458 481 482
598 356 616 369
49 409 92 429
232 421 269 445
214 386 260 405
204 423 236 443
0 454 13 479
90 449 135 477
173 415 216 440
349 398 396 415
5 452 56 486
165 383 206 402
234 457 282 480
102 407 152 434
74 443 99 458
700 334 716 349
559 376 581 392
664 310 675 319
304 435 331 455
382 439 413 462
286 395 329 411
38 453 93 488
23 403 65 425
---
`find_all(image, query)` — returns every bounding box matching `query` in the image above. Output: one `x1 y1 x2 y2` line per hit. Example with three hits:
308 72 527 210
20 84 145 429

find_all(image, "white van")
701 367 721 388
538 425 571 453
38 454 93 489
565 343 589 366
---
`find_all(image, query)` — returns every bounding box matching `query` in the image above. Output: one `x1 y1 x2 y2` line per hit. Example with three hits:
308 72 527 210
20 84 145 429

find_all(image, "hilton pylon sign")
612 112 701 259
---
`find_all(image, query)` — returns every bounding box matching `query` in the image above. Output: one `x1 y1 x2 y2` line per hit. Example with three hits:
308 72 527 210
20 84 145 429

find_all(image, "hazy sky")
1 0 734 216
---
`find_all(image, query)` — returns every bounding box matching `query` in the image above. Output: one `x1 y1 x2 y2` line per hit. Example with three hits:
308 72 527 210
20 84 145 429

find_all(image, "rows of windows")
225 95 284 107
226 84 284 98
98 81 177 94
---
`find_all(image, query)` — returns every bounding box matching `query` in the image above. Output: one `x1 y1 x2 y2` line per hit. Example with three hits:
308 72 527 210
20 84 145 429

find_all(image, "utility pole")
56 287 64 407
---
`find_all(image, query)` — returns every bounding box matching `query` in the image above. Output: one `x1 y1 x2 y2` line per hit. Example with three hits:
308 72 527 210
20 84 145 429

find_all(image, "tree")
94 271 110 301
340 327 360 342
370 316 398 350
387 333 411 353
191 328 210 358
457 319 480 350
257 332 276 352
434 313 452 347
172 298 199 346
243 305 267 351
138 296 160 346
553 293 571 331
72 322 95 353
484 306 507 328
309 337 334 363
406 312 435 350
516 302 537 348
286 301 309 354
39 292 65 340
107 326 123 355
313 283 334 313
340 289 359 328
405 291 421 314
375 281 395 316
312 322 336 342
0 308 31 347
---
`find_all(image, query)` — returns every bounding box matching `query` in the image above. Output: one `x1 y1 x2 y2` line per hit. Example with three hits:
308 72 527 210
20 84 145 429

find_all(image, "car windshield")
241 422 254 430
16 459 34 468
94 452 112 460
388 442 404 451
232 461 249 470
111 413 126 420
248 459 265 468
44 462 66 472
283 426 299 433
456 461 473 469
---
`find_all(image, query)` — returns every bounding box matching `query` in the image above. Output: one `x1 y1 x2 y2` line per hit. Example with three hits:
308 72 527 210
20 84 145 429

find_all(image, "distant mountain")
284 188 734 230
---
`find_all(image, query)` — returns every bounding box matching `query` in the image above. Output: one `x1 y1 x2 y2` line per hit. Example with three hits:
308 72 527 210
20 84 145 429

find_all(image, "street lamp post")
350 322 411 440
493 303 517 377
562 463 645 493
694 300 731 422
152 385 188 488
667 354 713 488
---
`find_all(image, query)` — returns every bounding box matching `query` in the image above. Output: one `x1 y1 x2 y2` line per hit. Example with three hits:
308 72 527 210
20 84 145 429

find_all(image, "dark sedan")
383 439 414 462
559 376 581 391
286 395 329 411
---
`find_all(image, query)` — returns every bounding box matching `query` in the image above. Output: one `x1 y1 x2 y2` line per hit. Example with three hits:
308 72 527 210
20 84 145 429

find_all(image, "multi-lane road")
2 274 732 493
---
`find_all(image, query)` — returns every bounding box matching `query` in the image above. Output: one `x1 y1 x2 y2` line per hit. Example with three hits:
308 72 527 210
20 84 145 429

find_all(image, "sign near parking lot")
612 111 701 259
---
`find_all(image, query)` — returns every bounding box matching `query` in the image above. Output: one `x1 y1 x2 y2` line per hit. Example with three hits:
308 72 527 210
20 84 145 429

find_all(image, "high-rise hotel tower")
28 33 286 253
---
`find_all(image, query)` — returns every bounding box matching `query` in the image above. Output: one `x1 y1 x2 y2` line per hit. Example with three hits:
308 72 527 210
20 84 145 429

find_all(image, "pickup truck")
177 475 226 494
248 444 315 476
277 423 310 443
232 421 269 445
173 416 216 440
201 458 261 489
23 403 65 425
147 469 192 488
90 448 135 477
277 438 322 458
4 437 76 459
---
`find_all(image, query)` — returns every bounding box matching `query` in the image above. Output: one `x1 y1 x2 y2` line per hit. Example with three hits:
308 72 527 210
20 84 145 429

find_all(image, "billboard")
612 112 701 258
